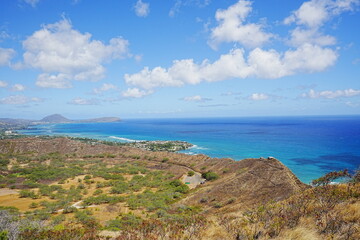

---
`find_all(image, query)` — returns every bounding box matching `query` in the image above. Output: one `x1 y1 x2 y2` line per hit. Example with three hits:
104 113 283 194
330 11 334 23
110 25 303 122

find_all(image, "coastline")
10 116 360 184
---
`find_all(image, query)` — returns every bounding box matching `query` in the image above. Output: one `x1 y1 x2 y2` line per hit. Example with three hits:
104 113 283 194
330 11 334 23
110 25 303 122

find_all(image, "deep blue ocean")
19 116 360 184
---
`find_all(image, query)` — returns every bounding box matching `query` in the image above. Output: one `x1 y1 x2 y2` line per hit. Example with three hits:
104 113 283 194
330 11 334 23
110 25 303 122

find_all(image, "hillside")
0 137 358 239
40 114 72 123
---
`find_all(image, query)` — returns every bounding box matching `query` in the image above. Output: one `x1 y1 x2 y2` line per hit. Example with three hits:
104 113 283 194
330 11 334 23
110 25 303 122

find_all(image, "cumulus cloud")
284 0 359 27
0 47 15 66
122 88 153 98
284 0 359 46
303 88 360 99
134 0 150 17
11 84 25 92
0 80 8 88
209 0 272 49
68 97 99 105
0 95 43 105
249 93 269 101
123 0 354 97
182 95 212 102
22 19 130 88
125 45 337 90
93 83 118 95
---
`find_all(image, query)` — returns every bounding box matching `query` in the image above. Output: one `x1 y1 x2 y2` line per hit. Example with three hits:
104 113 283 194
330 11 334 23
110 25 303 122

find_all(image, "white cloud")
0 80 8 88
209 0 272 49
68 97 99 105
11 84 25 92
284 0 328 28
0 95 43 105
134 0 150 17
123 0 353 97
183 95 212 102
282 43 338 73
249 93 269 101
285 0 359 28
284 0 359 46
93 83 118 95
24 0 40 7
303 88 360 99
36 73 72 89
289 28 336 47
125 45 337 91
0 47 15 66
122 88 153 98
22 19 130 88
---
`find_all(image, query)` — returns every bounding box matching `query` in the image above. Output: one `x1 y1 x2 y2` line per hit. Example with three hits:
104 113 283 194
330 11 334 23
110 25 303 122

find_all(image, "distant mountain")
39 114 121 123
40 114 72 123
78 117 121 123
0 114 121 130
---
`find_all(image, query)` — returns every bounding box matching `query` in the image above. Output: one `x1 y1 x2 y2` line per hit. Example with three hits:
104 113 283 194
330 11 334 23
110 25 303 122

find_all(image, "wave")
190 144 208 150
109 136 142 142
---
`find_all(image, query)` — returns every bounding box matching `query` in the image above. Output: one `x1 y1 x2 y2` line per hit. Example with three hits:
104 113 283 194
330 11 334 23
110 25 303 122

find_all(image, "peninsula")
0 114 121 130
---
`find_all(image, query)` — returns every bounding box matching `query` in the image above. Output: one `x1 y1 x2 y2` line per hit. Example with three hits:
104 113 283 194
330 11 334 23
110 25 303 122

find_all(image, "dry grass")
274 226 321 240
0 193 54 211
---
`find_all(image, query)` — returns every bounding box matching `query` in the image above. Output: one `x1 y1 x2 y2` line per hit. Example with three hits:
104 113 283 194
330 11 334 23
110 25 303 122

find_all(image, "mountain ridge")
0 114 121 129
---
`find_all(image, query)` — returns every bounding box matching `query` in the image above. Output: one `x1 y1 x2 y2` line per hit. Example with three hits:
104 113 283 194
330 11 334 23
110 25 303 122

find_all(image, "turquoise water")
20 116 360 184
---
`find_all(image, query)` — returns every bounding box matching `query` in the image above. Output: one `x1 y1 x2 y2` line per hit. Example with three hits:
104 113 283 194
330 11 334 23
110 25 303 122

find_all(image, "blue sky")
0 0 359 119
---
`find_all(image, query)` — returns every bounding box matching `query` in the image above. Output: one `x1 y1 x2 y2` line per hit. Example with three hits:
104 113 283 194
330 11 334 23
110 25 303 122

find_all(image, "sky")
0 0 360 119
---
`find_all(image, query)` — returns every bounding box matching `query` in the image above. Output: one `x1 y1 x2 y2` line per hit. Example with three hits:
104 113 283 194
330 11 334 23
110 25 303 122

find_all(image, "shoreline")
7 117 360 185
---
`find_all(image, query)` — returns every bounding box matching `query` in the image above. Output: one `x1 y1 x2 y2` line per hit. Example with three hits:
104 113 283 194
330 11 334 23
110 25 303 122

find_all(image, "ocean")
19 116 360 184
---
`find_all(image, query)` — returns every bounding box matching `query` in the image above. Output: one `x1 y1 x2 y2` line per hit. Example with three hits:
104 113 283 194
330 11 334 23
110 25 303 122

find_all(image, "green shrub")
19 190 39 199
110 181 129 194
106 213 143 230
214 202 223 208
29 202 39 208
175 184 190 194
187 171 195 176
52 214 66 225
202 171 219 181
93 189 103 195
84 175 92 180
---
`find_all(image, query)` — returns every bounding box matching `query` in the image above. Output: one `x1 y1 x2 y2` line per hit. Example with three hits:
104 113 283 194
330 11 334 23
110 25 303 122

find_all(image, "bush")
29 202 38 208
23 180 40 188
106 213 143 230
83 194 125 205
110 181 129 194
202 171 219 181
187 171 195 176
19 190 39 199
93 189 103 195
0 158 10 166
175 185 190 194
52 214 66 225
84 175 92 180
